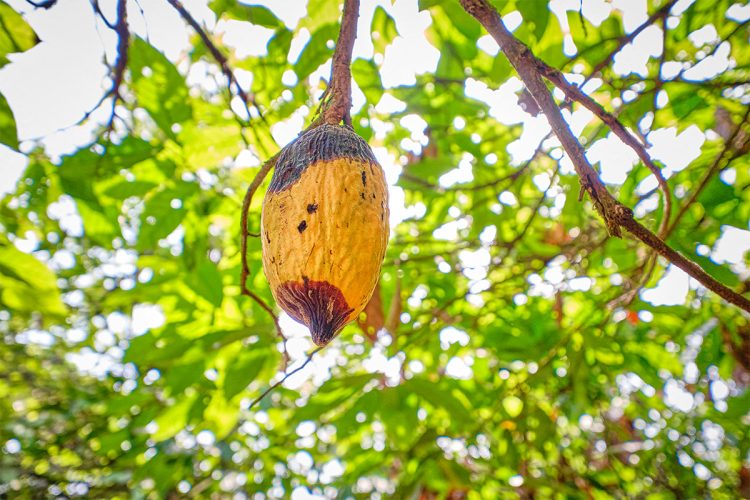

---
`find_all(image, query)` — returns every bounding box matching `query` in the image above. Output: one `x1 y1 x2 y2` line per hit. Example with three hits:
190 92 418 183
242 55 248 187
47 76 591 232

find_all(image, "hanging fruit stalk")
261 125 389 346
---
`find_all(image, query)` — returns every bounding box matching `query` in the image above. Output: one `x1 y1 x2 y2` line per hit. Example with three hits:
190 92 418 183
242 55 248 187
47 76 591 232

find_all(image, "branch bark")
320 0 360 126
460 0 750 314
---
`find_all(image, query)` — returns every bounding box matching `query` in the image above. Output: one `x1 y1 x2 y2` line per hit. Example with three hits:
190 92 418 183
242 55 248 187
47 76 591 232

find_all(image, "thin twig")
240 154 278 294
503 165 560 249
460 0 750 314
580 0 677 88
607 252 658 309
90 0 116 30
246 347 323 412
103 0 129 141
23 0 56 9
165 0 263 122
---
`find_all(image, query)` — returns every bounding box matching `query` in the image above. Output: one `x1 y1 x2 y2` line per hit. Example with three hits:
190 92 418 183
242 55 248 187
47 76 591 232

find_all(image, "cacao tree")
0 0 749 497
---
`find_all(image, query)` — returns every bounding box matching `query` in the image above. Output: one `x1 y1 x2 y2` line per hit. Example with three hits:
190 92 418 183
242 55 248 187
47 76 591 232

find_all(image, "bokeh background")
1 0 750 497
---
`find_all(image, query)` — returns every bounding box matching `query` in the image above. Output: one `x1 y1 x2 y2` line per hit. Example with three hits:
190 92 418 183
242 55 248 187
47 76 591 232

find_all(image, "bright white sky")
1 0 749 421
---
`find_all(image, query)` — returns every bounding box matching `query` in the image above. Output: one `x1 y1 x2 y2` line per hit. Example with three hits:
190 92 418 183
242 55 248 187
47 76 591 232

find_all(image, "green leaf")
137 207 185 250
502 395 524 417
102 180 158 200
210 0 282 28
371 6 398 54
0 242 66 317
137 182 197 250
190 261 224 308
223 349 270 400
407 378 473 424
352 58 383 105
128 37 192 137
151 393 198 441
294 23 338 79
301 0 341 33
517 0 550 41
0 91 18 149
0 1 38 68
418 0 444 9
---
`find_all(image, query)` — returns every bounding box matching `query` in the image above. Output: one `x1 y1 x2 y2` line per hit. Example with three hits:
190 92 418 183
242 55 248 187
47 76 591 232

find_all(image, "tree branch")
245 347 322 412
580 0 677 88
534 44 673 239
90 0 116 30
165 0 263 122
239 153 287 354
104 0 129 139
23 0 56 9
320 0 360 126
460 0 750 314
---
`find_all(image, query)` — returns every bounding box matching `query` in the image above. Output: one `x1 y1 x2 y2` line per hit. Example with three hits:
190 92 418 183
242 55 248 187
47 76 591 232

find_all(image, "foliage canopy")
1 0 749 497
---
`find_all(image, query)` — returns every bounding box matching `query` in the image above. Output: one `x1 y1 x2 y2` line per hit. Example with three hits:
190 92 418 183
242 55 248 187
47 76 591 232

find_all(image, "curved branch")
90 0 116 30
537 58 673 238
23 0 56 9
239 154 285 349
240 154 278 294
460 0 750 314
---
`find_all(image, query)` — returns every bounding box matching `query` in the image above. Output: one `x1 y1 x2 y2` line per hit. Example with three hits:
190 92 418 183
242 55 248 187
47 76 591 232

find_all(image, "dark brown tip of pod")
276 279 354 346
268 124 378 193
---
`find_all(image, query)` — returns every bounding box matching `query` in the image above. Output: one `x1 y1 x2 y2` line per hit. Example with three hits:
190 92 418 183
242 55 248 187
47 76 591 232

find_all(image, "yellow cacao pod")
261 124 389 346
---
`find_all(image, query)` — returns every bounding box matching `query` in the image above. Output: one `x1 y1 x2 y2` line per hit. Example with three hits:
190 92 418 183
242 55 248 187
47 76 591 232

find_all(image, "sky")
1 0 749 419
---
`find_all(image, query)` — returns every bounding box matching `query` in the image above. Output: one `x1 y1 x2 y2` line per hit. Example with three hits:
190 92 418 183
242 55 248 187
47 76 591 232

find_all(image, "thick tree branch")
534 44 673 238
320 0 360 126
166 0 263 121
460 0 750 314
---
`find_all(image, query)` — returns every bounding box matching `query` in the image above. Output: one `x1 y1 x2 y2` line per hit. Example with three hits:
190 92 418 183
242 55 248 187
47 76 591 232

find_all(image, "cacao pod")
261 124 389 346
